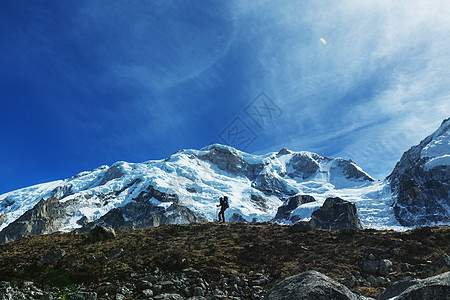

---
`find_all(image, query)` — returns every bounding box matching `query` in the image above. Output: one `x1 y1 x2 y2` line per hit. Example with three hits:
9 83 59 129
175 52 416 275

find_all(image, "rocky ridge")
388 117 450 226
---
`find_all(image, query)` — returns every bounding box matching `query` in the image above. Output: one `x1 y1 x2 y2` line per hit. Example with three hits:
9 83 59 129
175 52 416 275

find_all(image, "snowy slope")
421 118 450 170
0 144 403 235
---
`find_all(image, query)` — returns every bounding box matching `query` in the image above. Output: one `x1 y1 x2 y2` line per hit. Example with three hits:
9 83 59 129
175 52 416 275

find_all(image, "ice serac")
387 117 450 226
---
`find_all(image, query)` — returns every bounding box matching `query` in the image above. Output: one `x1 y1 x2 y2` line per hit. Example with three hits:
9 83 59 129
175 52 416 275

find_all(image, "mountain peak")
388 117 450 226
277 147 292 155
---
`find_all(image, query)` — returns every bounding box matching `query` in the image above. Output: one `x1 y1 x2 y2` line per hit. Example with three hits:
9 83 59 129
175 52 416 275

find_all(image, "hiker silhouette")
217 196 229 222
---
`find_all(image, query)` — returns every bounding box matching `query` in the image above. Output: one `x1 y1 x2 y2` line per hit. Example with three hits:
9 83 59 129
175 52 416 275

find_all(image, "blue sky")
1 0 449 194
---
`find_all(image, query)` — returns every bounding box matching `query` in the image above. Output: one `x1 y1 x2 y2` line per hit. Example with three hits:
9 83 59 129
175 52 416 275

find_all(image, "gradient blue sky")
1 0 449 194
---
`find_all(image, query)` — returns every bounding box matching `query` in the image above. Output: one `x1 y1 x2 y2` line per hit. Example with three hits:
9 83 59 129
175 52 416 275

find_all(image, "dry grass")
0 223 448 298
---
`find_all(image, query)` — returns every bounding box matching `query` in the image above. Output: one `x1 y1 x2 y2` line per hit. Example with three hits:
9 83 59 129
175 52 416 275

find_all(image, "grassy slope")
0 223 448 297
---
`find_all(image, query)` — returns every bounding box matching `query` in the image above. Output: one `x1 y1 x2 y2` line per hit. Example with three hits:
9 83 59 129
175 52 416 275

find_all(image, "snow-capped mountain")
2 116 449 243
387 117 450 226
0 144 401 243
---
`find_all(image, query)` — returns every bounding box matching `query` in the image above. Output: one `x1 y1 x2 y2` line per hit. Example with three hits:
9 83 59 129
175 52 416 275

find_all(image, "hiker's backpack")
223 196 229 208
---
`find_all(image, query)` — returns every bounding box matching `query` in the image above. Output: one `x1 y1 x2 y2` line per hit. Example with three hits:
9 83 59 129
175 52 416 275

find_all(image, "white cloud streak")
231 0 450 178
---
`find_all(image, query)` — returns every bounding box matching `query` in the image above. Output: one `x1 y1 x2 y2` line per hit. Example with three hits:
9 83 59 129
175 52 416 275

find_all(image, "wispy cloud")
231 0 450 178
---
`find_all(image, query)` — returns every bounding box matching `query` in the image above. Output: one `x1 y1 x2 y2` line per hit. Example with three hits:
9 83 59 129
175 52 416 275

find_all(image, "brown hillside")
0 222 448 298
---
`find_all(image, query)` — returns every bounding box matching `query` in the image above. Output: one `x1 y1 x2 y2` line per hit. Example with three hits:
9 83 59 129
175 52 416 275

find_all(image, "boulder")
264 270 371 300
379 259 394 276
38 249 66 265
309 197 362 230
87 225 116 243
430 254 450 276
378 271 450 300
229 213 248 223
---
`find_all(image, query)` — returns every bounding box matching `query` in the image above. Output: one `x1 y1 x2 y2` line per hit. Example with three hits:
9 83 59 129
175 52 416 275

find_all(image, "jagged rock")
387 117 450 226
379 259 393 276
50 184 73 199
309 197 362 230
336 159 374 182
79 201 207 232
229 213 248 223
88 225 116 243
377 278 420 300
264 270 371 300
378 271 450 300
287 153 321 179
250 194 270 211
38 249 66 265
252 173 295 197
0 198 68 244
99 164 127 186
430 254 450 276
363 259 379 275
197 145 264 179
273 195 316 223
0 212 6 226
277 148 292 155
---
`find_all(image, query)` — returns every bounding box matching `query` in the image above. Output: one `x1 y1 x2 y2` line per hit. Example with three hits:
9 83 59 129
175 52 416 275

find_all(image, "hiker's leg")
218 211 222 222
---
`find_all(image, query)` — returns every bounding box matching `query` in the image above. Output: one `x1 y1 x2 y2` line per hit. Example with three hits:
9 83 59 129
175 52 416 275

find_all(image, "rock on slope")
309 197 362 230
387 117 450 226
378 271 450 300
0 144 376 243
265 270 371 300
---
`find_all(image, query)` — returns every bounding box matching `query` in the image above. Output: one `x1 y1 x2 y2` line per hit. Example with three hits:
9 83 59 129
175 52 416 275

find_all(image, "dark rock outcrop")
250 194 270 211
286 153 321 179
88 225 116 243
387 117 450 226
378 271 450 300
38 249 66 265
336 159 375 182
265 270 370 300
79 198 207 232
273 195 316 223
309 197 362 230
252 173 296 197
0 212 6 226
360 248 394 278
229 213 248 223
99 164 127 186
197 145 264 179
429 254 450 276
0 198 68 244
